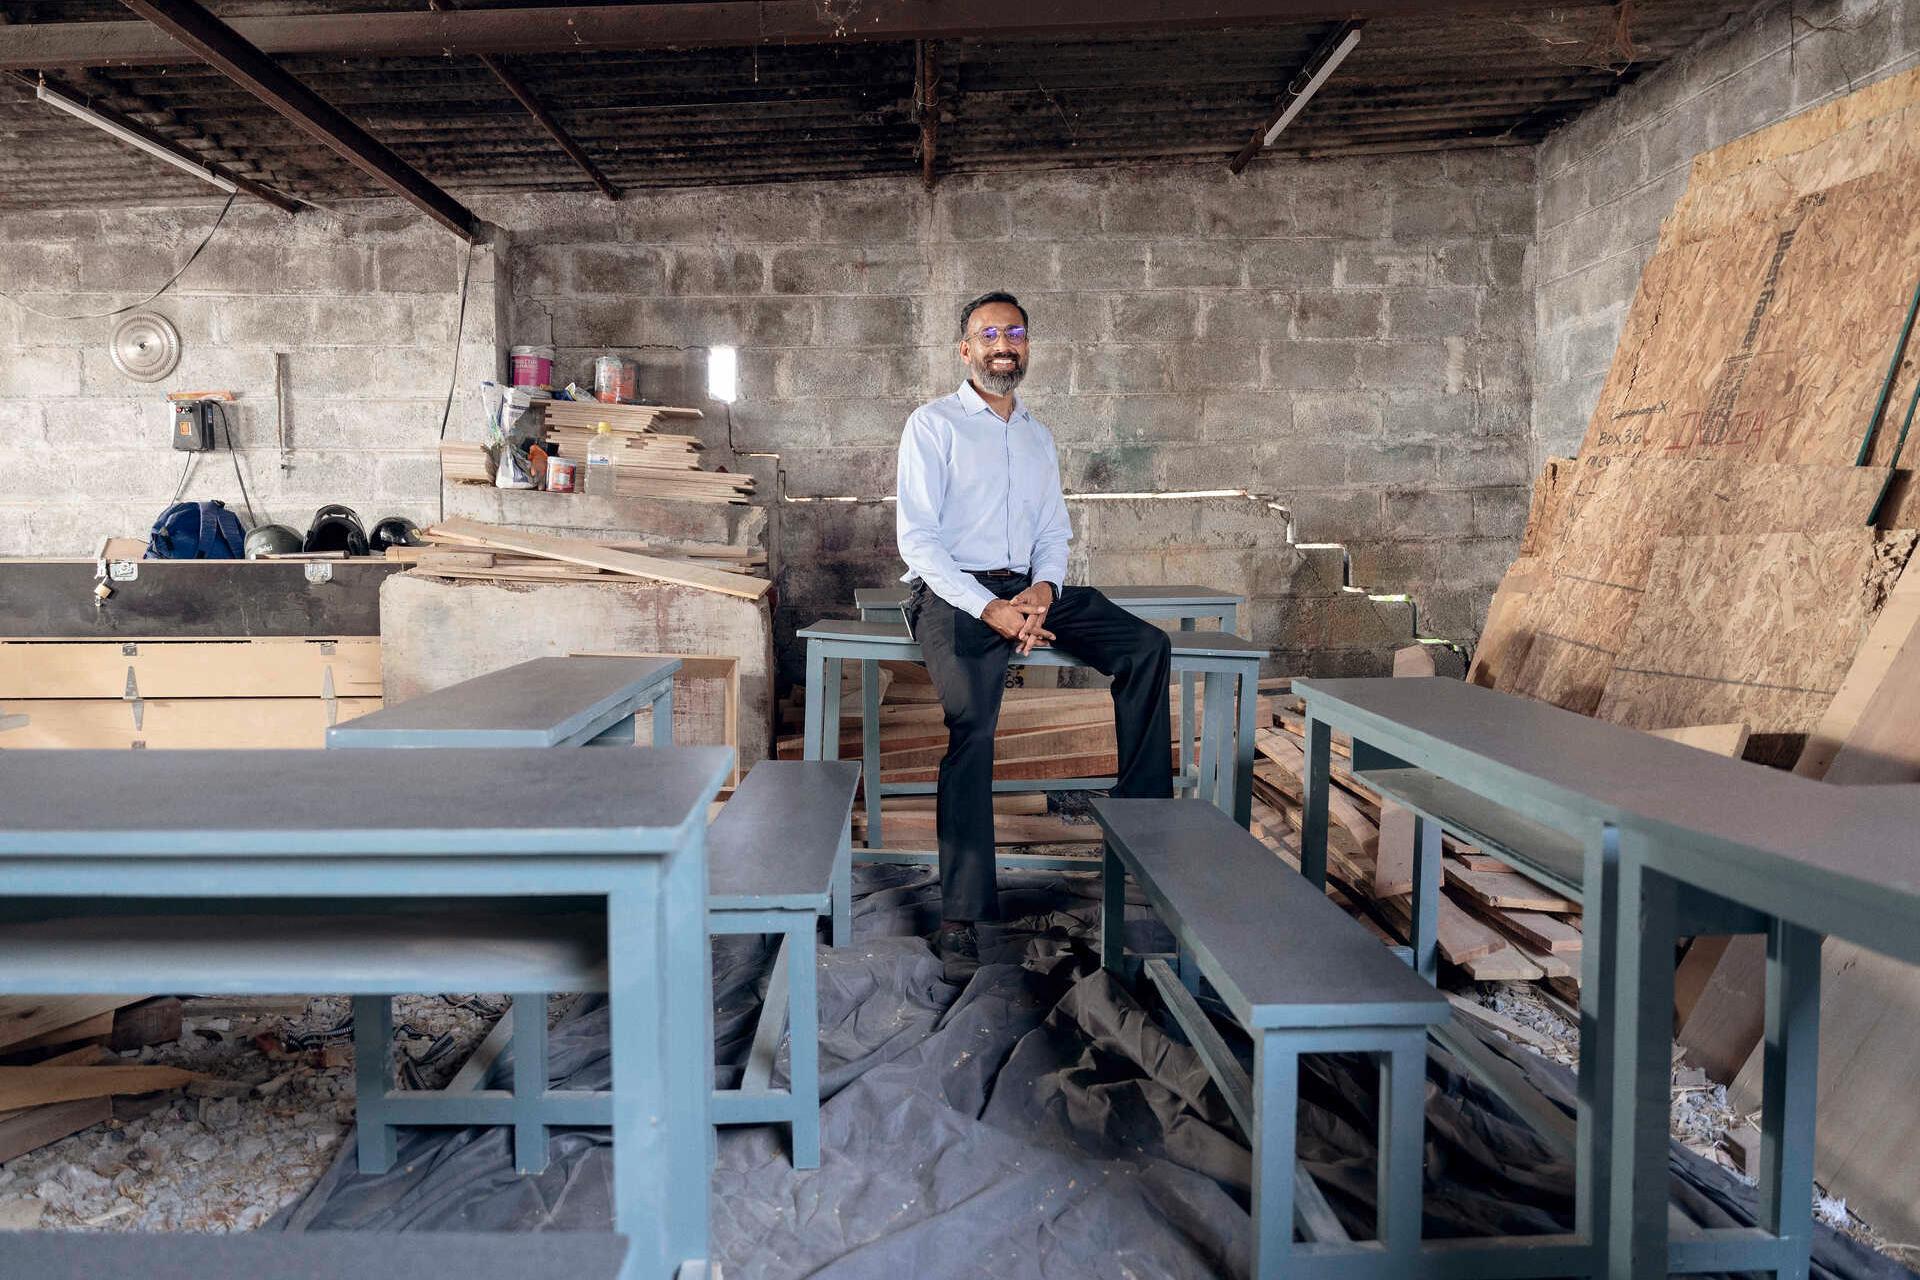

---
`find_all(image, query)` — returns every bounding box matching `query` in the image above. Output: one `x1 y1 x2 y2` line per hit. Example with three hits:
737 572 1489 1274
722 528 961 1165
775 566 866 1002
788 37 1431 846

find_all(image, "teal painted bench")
326 655 682 1178
706 758 859 1168
1091 797 1450 1279
331 657 855 1170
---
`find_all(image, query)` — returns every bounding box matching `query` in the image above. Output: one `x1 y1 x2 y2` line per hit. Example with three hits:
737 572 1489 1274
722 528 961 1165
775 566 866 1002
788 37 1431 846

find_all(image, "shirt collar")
955 379 1029 423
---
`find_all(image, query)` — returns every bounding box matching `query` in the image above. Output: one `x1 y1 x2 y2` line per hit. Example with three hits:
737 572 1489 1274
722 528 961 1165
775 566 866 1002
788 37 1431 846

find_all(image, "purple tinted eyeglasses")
971 325 1028 344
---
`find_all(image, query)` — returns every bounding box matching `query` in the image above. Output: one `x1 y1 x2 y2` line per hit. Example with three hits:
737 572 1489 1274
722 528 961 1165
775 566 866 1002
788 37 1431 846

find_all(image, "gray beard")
974 363 1025 396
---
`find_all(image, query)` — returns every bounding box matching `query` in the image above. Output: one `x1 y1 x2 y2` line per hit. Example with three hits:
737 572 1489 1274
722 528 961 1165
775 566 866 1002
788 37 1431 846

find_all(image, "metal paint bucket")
510 344 555 389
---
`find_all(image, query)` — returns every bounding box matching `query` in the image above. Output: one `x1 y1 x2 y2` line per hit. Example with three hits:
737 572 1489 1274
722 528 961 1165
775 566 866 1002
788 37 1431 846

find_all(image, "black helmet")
304 504 369 556
369 516 423 554
243 523 304 559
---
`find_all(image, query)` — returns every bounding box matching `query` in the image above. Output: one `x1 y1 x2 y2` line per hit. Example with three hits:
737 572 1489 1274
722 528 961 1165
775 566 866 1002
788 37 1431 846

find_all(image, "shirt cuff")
957 582 996 618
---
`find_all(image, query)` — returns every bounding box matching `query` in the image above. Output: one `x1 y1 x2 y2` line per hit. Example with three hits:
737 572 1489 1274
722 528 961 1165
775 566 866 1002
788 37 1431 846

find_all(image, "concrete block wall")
1534 0 1920 464
488 153 1535 674
0 201 500 555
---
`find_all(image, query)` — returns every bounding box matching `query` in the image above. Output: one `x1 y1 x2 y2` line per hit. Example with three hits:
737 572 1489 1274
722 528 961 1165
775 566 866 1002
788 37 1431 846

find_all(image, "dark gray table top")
799 618 1269 659
710 759 860 905
1092 798 1447 1028
855 584 1243 608
1295 677 1920 952
0 747 732 857
4 1231 629 1280
328 655 680 747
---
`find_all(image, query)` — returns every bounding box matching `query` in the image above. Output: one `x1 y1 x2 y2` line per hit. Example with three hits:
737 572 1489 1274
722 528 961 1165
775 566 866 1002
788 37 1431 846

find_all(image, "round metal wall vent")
109 312 182 382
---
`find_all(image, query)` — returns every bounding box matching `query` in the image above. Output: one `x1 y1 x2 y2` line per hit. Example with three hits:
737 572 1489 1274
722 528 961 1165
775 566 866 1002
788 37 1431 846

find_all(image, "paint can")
545 456 577 492
509 344 555 389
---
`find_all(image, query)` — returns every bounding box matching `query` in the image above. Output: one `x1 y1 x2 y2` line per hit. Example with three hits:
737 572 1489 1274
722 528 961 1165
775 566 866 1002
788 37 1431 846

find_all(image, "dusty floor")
0 994 502 1233
0 980 1905 1265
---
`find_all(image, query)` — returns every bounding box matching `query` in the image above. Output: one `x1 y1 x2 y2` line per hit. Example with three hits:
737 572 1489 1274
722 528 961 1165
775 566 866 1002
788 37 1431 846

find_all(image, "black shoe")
937 921 981 984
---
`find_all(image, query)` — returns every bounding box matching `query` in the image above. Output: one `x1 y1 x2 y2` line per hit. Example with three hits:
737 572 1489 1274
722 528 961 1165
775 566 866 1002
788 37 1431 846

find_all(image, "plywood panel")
1580 171 1920 470
1594 529 1915 734
0 698 382 749
0 639 381 700
1498 460 1888 711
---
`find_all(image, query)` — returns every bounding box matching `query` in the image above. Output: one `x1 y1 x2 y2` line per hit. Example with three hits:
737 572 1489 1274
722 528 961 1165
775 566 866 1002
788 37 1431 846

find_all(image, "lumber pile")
439 441 494 485
0 997 193 1164
399 518 771 600
540 402 753 504
1247 699 1586 991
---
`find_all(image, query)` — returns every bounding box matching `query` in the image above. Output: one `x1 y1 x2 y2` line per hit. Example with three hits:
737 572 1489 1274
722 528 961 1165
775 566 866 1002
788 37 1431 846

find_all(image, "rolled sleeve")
896 413 996 618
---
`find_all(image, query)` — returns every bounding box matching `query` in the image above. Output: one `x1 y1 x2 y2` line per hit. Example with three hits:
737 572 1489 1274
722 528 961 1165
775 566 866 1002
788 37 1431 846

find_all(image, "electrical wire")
168 450 199 506
434 237 477 522
436 238 476 444
0 192 239 320
213 400 259 526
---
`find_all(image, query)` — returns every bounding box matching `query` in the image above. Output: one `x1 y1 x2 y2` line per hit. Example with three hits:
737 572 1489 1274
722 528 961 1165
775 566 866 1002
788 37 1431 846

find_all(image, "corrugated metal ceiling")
0 1 1749 210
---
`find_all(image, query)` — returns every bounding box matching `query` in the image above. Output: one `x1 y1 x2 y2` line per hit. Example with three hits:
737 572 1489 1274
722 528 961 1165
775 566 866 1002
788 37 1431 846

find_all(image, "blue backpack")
147 500 246 560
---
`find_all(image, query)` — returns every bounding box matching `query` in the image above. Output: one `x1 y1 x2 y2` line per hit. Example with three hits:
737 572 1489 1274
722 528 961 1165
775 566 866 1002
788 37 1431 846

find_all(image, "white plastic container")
585 422 619 496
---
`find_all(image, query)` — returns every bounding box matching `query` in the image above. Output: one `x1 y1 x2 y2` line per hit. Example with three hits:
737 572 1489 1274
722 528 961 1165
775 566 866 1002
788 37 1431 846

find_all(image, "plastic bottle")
585 422 619 496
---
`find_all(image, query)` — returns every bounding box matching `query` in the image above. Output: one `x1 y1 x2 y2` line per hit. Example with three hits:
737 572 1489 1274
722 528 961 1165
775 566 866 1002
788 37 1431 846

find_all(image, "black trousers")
907 573 1174 922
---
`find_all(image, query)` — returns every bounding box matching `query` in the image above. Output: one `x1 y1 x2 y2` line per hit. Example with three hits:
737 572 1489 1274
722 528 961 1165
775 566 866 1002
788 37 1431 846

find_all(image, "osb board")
1517 456 1576 557
1795 556 1920 777
1679 65 1920 228
1491 459 1889 712
1593 529 1916 733
1464 555 1547 690
1580 170 1920 470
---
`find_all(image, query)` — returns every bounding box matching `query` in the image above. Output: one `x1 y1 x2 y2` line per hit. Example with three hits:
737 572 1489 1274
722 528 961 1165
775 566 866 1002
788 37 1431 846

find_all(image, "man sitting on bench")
896 289 1174 982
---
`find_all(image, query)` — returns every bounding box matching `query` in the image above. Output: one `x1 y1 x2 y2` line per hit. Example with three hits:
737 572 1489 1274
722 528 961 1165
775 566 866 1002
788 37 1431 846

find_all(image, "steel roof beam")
6 1 1597 71
113 0 482 238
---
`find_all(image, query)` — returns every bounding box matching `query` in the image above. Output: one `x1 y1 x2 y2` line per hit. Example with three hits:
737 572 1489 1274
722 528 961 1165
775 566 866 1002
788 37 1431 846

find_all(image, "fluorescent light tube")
36 82 239 194
1262 26 1363 147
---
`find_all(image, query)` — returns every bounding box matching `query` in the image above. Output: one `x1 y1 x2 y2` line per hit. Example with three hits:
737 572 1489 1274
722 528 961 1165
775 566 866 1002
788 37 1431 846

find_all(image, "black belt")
969 568 1027 580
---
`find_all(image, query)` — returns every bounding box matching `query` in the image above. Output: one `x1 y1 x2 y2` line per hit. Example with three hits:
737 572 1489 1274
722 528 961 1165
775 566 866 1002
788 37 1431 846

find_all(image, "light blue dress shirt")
895 380 1073 618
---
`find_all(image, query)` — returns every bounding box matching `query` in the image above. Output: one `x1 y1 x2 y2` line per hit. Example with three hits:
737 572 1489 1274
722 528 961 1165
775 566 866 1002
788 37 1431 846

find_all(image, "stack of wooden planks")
1247 695 1585 992
540 402 753 504
396 518 771 600
0 998 195 1164
439 441 494 485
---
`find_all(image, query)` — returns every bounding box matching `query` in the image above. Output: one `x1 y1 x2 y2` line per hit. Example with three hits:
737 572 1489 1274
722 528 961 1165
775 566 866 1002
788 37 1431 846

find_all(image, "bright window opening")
707 346 738 403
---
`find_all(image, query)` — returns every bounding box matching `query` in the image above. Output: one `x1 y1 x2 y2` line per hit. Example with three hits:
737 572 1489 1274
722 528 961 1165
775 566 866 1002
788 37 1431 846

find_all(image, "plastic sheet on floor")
278 867 1914 1280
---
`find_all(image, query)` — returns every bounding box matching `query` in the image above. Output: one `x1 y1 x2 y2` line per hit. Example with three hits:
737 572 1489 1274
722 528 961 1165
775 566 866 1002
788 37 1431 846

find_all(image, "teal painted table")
0 747 730 1280
1290 676 1869 1278
800 619 1268 866
854 584 1244 829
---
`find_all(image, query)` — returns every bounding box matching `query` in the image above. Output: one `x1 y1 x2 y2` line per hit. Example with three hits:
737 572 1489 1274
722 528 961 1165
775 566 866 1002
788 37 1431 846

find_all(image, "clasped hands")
982 583 1055 656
